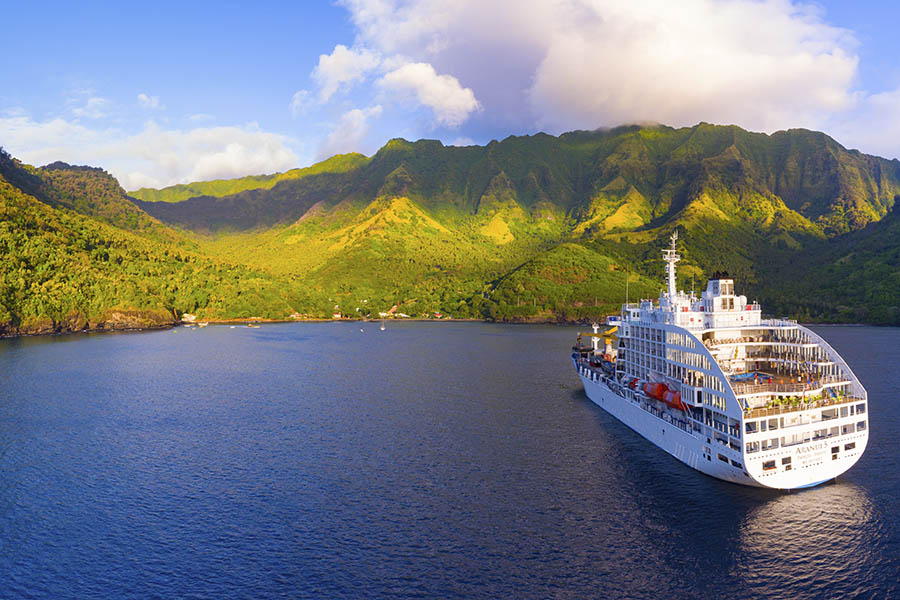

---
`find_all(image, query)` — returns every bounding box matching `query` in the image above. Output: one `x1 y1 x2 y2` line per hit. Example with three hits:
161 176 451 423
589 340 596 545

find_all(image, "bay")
0 323 897 598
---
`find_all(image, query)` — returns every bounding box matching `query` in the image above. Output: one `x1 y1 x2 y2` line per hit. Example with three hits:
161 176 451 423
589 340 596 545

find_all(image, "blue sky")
2 1 899 190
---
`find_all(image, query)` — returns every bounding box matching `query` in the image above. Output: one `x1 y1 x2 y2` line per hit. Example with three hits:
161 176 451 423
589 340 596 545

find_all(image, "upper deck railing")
704 334 813 348
731 375 848 396
743 393 863 420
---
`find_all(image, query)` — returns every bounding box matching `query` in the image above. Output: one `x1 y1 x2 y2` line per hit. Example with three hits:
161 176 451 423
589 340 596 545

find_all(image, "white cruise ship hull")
576 364 867 490
578 368 758 486
573 232 868 490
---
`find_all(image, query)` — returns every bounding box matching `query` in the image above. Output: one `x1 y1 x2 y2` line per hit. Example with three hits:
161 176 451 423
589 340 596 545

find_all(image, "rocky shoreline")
0 309 177 338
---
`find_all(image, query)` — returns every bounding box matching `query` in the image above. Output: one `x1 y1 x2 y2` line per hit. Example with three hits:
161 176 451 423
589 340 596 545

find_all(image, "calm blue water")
0 323 897 599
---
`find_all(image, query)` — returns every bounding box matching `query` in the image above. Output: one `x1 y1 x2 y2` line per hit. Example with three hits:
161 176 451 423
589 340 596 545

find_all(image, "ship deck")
742 393 863 420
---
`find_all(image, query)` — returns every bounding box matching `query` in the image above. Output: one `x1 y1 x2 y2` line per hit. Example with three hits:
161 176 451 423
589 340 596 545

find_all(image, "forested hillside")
0 148 314 335
4 122 900 335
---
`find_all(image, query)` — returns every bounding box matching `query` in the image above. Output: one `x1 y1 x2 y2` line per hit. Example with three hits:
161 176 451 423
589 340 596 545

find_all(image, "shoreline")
0 316 880 340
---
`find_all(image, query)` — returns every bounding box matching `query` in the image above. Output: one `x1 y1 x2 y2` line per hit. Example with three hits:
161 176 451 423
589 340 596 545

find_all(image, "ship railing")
705 335 817 348
761 318 799 328
743 394 863 419
731 376 849 396
742 353 834 365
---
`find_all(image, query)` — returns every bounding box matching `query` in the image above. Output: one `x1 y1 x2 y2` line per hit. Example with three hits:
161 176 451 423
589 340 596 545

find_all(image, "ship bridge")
629 231 762 331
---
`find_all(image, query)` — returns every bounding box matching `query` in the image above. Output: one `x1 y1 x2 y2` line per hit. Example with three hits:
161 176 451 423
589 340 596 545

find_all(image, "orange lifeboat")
661 389 687 412
642 382 666 400
643 382 687 412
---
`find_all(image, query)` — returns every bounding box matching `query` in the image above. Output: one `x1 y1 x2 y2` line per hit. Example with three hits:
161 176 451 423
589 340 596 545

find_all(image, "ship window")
831 446 840 454
767 419 779 431
840 407 849 418
842 423 855 435
718 453 728 463
760 420 767 432
745 421 757 434
856 404 866 414
763 460 776 471
845 442 856 451
730 459 742 468
746 441 760 453
857 420 867 431
832 454 839 460
782 457 791 465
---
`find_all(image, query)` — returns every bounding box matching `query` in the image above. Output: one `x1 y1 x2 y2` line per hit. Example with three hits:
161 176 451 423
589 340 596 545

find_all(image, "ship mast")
663 229 680 299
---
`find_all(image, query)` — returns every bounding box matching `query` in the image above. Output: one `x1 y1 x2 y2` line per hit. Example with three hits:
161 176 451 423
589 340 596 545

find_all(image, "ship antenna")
662 228 681 299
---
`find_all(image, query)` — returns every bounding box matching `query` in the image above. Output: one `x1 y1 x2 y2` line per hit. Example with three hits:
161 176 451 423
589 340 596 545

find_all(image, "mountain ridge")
4 122 900 332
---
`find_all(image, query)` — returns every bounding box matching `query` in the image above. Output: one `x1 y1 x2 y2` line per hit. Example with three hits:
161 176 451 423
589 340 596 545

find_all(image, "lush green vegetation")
0 149 317 334
4 122 900 335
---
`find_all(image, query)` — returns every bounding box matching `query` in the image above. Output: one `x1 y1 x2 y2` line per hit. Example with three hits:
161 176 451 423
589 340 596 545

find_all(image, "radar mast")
663 229 681 300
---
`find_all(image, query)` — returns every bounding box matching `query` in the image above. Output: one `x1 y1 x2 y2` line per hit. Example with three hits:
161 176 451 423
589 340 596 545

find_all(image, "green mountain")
135 124 900 237
3 122 900 334
128 153 369 204
0 148 316 335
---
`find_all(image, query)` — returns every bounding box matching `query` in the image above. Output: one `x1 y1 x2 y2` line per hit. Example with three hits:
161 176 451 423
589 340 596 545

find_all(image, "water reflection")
735 482 884 597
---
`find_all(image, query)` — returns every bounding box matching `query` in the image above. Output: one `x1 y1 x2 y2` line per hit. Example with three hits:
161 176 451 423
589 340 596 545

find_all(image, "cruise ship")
572 231 868 489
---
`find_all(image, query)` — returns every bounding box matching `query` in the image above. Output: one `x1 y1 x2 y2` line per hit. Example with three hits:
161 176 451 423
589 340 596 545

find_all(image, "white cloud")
290 89 311 117
72 96 113 119
527 1 857 133
188 113 215 122
137 93 162 110
379 62 480 127
317 105 383 160
338 0 860 135
829 88 900 159
312 44 381 102
0 116 299 190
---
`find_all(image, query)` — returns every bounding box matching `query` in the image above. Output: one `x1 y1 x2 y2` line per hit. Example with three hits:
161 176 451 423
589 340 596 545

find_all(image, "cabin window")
763 460 776 471
767 418 779 431
761 438 779 450
745 421 758 434
831 446 840 454
746 441 760 453
782 457 791 465
840 407 849 418
841 423 855 435
730 459 742 469
760 420 768 432
845 442 856 451
857 420 867 431
718 454 729 463
856 404 866 415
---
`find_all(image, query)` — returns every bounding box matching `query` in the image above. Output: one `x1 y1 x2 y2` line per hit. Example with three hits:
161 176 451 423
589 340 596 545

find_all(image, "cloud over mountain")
0 116 298 190
337 0 859 135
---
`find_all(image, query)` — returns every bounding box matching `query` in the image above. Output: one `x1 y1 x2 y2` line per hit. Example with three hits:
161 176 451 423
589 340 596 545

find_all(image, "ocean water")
0 322 897 599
